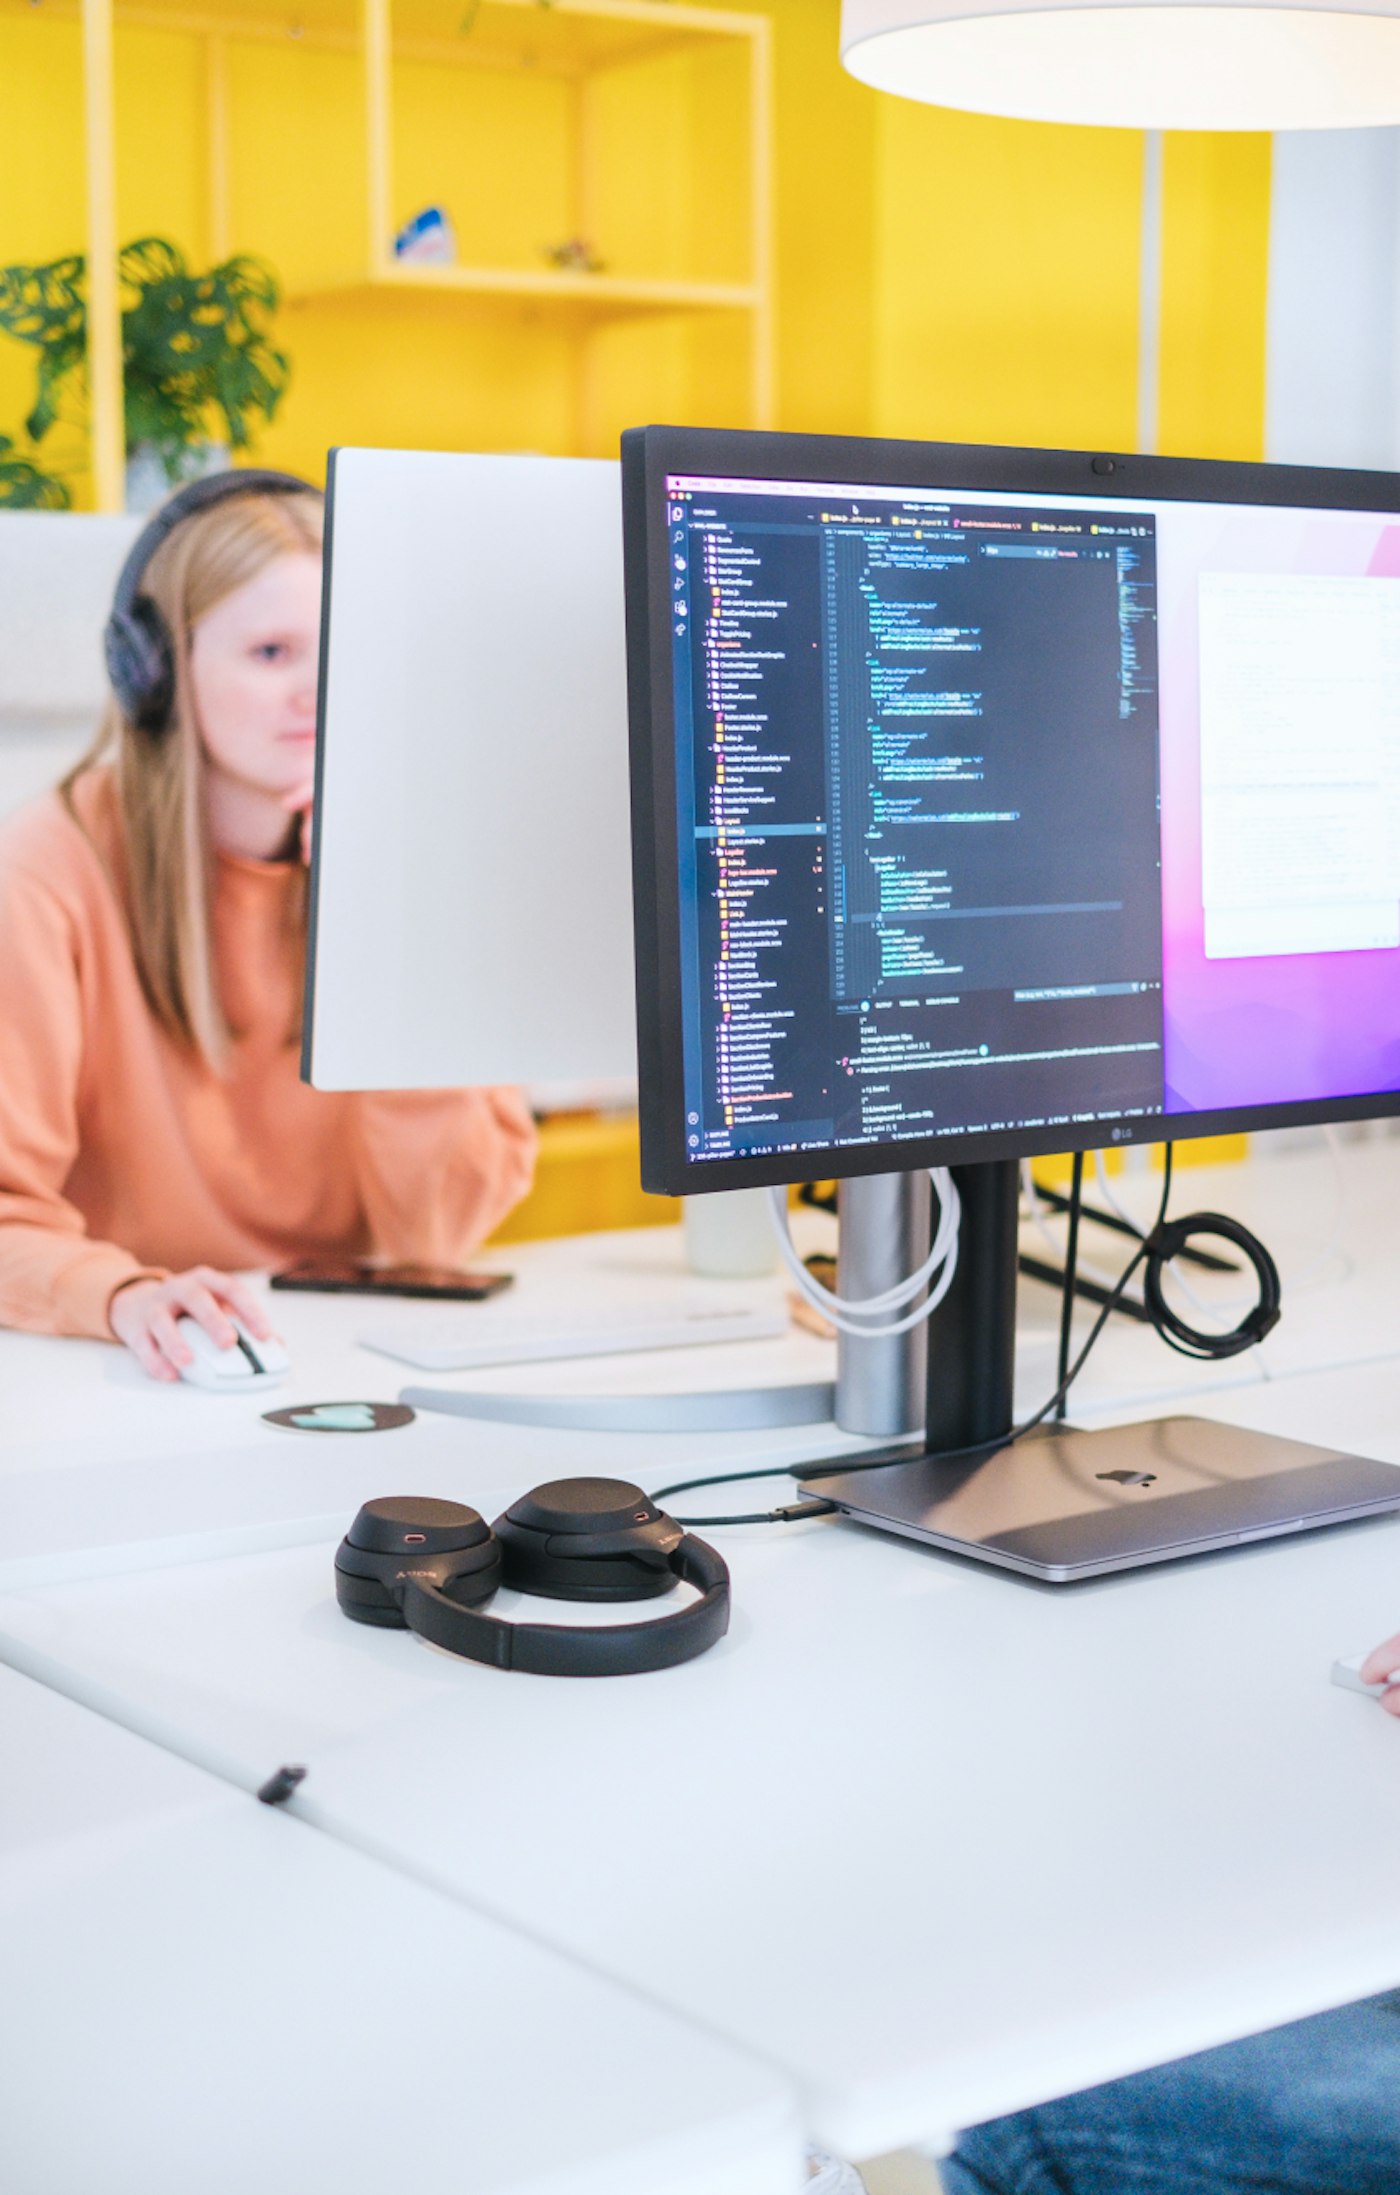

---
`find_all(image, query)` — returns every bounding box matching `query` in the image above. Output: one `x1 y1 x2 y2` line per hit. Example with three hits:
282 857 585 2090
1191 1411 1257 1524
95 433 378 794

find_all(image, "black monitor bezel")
624 423 1400 1197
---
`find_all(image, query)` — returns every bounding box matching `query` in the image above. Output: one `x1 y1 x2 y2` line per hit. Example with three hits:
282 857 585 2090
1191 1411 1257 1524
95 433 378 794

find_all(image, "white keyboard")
358 1301 788 1372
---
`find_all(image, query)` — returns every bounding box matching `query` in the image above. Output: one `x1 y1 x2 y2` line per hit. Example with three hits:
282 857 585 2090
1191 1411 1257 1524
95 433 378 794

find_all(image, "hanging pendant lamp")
841 0 1400 129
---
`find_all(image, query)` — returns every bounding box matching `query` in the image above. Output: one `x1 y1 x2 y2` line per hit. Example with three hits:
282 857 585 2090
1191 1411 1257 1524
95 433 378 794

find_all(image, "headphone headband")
104 467 320 734
400 1534 730 1677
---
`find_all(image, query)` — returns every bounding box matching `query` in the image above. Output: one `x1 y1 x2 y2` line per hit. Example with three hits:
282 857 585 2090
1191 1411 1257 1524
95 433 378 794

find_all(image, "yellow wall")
0 14 90 492
0 0 1274 497
766 0 879 439
1159 130 1271 459
871 103 1144 451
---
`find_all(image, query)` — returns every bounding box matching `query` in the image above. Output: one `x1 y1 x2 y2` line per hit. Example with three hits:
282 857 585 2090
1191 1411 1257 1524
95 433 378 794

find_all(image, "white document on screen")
1198 569 1400 958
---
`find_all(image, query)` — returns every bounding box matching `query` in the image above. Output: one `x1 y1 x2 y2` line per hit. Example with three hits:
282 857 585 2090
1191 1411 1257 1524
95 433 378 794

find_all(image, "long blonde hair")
65 483 324 1068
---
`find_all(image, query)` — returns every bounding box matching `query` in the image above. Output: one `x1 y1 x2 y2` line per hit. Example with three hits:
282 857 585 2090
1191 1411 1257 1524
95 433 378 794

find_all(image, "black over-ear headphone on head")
335 1477 730 1676
104 467 320 735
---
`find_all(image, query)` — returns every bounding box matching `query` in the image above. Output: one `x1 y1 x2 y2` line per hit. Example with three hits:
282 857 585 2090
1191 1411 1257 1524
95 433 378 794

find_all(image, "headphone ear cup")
494 1477 682 1603
333 1564 407 1628
335 1497 502 1630
104 467 317 733
105 596 176 733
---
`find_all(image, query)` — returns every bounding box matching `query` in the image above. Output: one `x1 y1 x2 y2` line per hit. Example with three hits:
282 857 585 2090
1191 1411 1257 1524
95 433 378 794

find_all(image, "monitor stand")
798 1160 1400 1583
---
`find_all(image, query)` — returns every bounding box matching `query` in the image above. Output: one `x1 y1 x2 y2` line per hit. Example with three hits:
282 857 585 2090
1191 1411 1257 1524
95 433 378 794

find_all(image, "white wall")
1267 128 1400 471
0 512 141 820
1262 152 1400 1154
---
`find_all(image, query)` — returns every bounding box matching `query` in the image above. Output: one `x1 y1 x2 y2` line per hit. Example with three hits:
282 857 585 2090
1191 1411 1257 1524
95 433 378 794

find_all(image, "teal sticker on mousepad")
263 1401 416 1434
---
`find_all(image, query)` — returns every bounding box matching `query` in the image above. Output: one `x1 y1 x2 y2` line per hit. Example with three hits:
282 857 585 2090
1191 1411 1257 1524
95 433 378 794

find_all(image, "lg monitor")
622 424 1400 1577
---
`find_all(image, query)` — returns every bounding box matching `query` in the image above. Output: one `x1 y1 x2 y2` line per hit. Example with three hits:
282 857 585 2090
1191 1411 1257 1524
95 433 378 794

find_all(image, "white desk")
0 1226 868 1591
6 1139 1400 2170
0 1661 802 2195
4 1363 1400 2162
3 1138 1392 1592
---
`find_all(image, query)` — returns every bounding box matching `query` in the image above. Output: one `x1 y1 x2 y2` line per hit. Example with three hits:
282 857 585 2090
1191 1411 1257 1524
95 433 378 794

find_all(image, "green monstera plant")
0 433 70 509
119 237 290 478
0 237 291 495
0 250 85 449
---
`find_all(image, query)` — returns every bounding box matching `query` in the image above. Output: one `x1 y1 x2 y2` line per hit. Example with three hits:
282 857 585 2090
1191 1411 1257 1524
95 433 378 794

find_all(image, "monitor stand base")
794 1415 1400 1583
799 1158 1400 1581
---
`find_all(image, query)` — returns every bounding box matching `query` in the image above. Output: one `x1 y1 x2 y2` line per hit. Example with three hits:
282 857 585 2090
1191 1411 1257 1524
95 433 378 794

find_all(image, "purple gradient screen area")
1159 502 1400 1117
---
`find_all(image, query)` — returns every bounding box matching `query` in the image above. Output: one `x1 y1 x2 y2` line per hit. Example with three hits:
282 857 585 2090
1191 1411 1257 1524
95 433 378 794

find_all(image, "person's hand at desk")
108 1267 276 1384
1361 1631 1400 1716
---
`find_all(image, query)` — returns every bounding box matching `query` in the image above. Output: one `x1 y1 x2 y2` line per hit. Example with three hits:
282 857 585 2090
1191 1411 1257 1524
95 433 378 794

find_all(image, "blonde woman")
0 469 536 1381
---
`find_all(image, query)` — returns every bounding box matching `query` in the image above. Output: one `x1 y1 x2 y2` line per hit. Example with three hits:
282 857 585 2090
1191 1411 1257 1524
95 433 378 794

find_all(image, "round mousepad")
263 1401 416 1434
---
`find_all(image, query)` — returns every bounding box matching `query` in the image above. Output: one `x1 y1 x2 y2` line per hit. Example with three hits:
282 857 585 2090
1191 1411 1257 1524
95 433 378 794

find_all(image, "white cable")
1092 1138 1348 1322
1101 1136 1347 1306
771 1171 959 1315
1088 1145 1254 1331
771 1185 959 1339
1284 1124 1350 1294
1092 1148 1138 1233
768 1170 961 1340
774 1174 959 1315
1023 1159 1121 1291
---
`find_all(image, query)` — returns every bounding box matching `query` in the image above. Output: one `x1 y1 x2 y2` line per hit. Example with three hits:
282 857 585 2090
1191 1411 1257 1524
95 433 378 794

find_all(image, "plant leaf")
0 237 291 465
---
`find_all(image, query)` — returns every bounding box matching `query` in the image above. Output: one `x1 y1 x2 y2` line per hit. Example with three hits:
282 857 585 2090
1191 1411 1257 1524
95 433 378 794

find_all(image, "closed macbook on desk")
804 1419 1400 1582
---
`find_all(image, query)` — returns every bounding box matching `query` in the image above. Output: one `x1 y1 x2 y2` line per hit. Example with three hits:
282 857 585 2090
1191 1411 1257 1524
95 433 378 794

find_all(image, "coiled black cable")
1138 1208 1281 1358
656 1145 1282 1525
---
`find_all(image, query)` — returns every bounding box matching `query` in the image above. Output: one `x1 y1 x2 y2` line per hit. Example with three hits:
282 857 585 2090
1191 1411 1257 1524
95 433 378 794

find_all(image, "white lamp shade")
841 0 1400 128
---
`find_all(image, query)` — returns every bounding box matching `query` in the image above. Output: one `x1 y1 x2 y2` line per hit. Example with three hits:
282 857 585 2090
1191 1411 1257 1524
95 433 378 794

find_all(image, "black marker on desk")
257 1765 307 1806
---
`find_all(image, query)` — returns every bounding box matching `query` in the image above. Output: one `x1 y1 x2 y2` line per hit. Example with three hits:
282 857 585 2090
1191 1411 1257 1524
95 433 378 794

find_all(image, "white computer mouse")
1331 1653 1400 1699
174 1315 291 1392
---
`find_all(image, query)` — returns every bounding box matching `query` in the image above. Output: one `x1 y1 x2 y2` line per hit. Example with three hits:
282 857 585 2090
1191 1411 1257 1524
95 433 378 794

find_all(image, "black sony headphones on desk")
335 1477 730 1676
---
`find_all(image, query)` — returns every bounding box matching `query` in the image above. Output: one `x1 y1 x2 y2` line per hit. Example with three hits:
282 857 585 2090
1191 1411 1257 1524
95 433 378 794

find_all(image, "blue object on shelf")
393 205 456 265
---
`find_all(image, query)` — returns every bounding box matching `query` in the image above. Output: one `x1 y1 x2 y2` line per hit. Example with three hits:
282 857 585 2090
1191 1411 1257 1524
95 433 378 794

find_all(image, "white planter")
123 440 231 515
682 1189 779 1278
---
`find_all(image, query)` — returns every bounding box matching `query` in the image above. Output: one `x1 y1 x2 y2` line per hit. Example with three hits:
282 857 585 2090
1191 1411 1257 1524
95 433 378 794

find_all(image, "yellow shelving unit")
60 0 773 507
298 264 761 314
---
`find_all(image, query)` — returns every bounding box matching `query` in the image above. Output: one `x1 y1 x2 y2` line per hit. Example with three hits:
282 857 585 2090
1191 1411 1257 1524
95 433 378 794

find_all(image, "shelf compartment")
289 263 761 315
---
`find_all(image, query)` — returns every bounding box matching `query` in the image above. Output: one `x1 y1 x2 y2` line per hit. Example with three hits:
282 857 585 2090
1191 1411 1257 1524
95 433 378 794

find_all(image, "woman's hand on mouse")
109 1268 276 1383
1361 1629 1400 1717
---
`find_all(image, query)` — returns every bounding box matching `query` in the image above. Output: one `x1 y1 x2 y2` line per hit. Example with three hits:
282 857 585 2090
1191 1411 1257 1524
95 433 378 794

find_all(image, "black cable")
670 1498 839 1527
1141 1209 1281 1358
652 1462 843 1526
996 1147 1176 1445
660 1157 1174 1518
658 1145 1281 1524
1055 1152 1084 1420
1018 1252 1154 1324
1029 1175 1238 1270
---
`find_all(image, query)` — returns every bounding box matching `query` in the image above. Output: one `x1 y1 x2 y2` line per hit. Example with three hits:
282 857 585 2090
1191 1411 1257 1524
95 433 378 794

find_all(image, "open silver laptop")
799 1418 1400 1583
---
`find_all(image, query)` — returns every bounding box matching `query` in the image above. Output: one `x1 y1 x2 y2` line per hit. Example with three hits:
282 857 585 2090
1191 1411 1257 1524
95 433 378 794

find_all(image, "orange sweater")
0 771 537 1338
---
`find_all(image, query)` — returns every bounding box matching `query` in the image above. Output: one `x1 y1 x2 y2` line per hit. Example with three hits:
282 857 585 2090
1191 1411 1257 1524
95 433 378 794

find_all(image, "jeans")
940 1991 1400 2194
